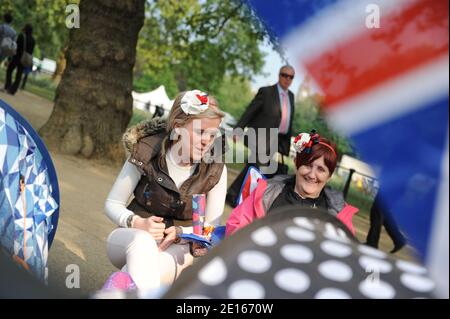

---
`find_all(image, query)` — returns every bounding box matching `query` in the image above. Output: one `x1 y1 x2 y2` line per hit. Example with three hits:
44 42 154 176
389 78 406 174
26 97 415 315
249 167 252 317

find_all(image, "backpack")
0 25 17 56
1 36 17 56
20 33 33 67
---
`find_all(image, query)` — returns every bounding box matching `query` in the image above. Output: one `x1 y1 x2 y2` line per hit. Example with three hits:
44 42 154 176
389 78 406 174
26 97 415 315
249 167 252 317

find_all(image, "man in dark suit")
226 65 295 207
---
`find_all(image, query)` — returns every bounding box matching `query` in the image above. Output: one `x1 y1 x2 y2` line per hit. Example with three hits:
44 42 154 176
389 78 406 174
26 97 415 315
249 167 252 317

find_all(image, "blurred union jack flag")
245 0 449 297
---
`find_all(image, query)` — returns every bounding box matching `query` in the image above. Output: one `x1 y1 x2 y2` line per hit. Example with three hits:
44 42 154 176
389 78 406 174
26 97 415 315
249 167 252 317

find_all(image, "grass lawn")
0 66 57 101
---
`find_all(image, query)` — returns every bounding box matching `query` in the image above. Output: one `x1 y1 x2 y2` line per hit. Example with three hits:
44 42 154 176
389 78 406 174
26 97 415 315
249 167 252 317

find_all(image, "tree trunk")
51 46 67 83
39 0 145 163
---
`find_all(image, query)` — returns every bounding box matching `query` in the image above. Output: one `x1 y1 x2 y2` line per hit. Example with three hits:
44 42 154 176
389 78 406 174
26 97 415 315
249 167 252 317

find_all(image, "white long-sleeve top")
104 149 227 234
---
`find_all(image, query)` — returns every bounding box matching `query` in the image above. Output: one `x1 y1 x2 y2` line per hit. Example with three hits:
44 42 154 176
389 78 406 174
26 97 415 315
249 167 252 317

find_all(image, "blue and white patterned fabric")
0 99 59 283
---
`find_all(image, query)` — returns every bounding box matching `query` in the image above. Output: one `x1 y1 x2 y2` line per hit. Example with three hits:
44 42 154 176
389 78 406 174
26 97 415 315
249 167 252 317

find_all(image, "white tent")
132 85 174 117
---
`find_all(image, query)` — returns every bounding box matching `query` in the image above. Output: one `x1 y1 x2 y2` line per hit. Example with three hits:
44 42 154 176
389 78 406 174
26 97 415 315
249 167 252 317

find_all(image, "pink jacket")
226 177 359 236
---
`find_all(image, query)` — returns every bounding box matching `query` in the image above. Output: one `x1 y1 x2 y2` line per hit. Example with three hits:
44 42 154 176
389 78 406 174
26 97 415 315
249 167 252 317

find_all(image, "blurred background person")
0 13 16 65
4 23 34 95
366 192 406 253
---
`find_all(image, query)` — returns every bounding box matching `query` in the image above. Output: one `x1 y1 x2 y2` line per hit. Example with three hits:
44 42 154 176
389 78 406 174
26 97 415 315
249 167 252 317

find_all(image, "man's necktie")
279 91 289 134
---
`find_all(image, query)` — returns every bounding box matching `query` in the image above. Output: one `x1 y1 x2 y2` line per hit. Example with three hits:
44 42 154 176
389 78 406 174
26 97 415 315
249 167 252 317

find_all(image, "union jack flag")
246 0 449 297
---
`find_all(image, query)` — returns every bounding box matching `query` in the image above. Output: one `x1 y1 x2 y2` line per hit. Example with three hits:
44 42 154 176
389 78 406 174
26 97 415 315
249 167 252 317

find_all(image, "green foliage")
292 95 355 156
128 108 151 128
133 67 178 98
0 0 75 60
215 76 254 119
135 0 268 94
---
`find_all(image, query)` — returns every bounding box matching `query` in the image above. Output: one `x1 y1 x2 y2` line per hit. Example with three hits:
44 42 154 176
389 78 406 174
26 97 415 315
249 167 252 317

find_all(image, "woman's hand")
133 216 165 241
159 226 177 252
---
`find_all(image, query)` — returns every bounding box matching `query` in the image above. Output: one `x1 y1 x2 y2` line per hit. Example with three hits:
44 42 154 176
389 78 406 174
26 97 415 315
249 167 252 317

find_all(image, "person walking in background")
152 104 164 118
0 13 16 65
20 65 32 90
366 192 406 253
4 24 34 95
226 65 296 207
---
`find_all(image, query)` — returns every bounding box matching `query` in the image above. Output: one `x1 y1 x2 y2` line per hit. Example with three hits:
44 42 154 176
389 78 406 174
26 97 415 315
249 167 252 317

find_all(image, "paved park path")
0 89 417 297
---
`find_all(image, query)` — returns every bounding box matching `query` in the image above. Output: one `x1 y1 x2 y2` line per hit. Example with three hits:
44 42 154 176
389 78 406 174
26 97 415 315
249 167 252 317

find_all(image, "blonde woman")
104 90 227 292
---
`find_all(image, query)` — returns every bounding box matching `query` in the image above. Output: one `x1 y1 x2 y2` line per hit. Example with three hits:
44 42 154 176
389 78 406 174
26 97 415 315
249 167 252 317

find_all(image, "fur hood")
123 118 167 154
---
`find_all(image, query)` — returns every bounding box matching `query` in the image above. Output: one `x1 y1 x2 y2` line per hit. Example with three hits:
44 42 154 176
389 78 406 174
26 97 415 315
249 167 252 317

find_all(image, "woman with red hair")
226 130 358 236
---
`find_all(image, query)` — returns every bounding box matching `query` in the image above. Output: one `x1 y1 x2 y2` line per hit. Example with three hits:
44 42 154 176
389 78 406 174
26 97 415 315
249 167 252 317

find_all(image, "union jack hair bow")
293 129 336 157
180 90 209 115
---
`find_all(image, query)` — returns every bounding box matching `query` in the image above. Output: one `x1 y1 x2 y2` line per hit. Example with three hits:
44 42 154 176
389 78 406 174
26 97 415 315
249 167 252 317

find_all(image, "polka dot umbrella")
164 206 435 299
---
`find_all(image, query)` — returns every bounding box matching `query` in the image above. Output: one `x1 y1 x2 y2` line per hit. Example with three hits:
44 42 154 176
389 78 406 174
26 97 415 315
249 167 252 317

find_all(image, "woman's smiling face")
295 156 331 199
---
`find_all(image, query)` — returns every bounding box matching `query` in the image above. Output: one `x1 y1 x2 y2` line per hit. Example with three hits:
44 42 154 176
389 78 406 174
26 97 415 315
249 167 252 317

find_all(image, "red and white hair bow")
180 90 209 115
293 132 314 153
293 130 336 156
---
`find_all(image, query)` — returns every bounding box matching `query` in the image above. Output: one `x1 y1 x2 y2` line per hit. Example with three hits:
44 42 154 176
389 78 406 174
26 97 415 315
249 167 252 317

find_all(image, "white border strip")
281 0 414 60
427 128 449 298
325 55 449 135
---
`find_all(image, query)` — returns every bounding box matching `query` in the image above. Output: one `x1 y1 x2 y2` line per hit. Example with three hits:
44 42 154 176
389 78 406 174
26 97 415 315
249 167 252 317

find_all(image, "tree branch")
209 2 243 38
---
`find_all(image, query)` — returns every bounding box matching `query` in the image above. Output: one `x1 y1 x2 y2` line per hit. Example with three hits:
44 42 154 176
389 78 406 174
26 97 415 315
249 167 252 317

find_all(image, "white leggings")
106 228 193 291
